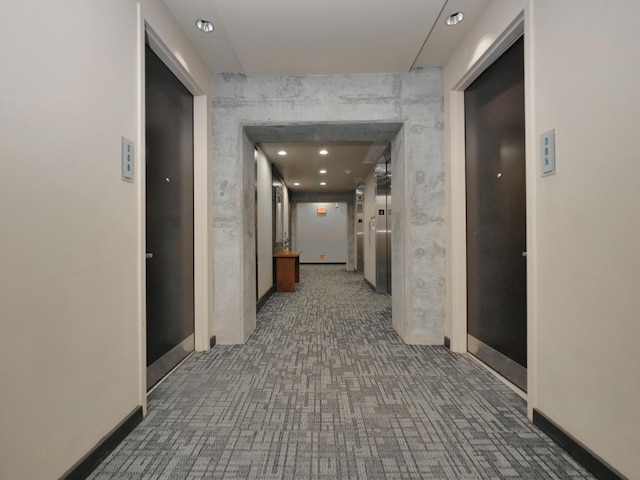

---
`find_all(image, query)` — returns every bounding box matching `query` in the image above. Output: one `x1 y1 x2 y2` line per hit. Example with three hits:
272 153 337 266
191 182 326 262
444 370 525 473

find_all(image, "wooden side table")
273 250 301 292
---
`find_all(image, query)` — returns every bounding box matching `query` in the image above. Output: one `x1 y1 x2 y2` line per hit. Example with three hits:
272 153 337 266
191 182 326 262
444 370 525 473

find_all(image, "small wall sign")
541 129 555 176
317 207 327 215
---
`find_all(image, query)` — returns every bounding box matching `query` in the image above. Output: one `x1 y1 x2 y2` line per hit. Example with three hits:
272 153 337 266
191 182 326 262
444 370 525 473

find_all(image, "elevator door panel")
375 159 391 295
465 37 526 386
145 44 194 388
356 202 364 273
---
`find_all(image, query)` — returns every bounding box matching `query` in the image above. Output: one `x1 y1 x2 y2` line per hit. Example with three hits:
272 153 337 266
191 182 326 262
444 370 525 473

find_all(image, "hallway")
89 266 591 479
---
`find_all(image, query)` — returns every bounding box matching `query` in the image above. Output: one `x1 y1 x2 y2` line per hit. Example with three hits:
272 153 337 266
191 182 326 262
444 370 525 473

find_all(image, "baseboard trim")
444 336 451 349
61 406 143 480
533 409 627 480
257 286 276 313
300 262 347 265
209 335 216 348
364 278 376 292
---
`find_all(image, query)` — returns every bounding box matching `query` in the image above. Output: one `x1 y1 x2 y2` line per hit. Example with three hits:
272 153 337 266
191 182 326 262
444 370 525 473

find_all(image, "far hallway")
89 265 592 479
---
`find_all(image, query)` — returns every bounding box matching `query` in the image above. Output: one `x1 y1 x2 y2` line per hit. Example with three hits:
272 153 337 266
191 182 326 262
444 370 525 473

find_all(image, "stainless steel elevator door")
356 201 364 272
385 162 392 295
145 44 195 389
375 158 392 295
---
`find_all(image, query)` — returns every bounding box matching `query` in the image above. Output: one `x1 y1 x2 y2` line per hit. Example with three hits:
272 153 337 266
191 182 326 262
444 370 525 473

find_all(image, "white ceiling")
162 0 492 193
162 0 492 75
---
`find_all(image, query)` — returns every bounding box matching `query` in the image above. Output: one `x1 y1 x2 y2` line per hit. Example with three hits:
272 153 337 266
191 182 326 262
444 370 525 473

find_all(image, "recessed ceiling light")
320 182 327 186
293 182 300 186
278 150 287 156
445 12 464 26
319 169 327 174
195 19 215 33
319 148 328 155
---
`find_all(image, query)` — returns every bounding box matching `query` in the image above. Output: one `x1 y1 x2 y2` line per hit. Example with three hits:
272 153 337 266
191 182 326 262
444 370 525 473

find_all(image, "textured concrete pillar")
212 70 445 344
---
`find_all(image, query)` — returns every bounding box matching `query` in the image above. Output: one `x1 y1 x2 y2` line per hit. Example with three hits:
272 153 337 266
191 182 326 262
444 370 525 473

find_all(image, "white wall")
444 0 640 476
255 148 273 299
363 169 377 286
296 203 347 263
0 1 211 478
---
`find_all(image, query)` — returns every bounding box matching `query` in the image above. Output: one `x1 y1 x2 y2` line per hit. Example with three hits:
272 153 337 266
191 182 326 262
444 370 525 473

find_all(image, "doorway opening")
139 23 211 400
246 123 402 322
464 36 527 391
144 42 195 389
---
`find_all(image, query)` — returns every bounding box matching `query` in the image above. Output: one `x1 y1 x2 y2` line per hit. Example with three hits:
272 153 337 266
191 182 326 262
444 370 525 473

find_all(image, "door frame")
137 6 212 410
447 12 538 407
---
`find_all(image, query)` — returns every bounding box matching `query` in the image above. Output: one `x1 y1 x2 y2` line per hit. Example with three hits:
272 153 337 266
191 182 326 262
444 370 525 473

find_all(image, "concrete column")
212 70 445 345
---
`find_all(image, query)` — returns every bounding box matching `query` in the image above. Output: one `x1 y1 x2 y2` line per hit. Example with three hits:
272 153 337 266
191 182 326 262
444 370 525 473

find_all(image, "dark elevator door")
465 37 527 390
145 44 194 389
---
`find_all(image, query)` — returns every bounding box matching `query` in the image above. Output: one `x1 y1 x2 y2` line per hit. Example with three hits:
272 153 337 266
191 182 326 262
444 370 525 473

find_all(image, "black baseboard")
61 406 143 480
300 262 347 265
257 286 276 313
209 335 216 348
533 409 627 480
364 278 376 292
444 336 451 349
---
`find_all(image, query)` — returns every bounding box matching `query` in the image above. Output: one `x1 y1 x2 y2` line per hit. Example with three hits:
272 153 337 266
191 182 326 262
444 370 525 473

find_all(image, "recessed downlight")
278 150 287 156
196 19 215 33
320 182 327 186
319 148 328 155
319 169 327 174
445 12 464 26
293 182 301 186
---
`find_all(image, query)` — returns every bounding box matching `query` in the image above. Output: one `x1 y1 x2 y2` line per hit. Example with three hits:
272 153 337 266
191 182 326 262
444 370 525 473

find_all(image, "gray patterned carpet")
89 265 592 479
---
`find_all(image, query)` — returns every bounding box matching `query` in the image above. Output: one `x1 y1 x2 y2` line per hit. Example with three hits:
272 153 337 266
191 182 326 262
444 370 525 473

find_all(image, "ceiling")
260 142 389 194
161 0 492 193
162 0 492 75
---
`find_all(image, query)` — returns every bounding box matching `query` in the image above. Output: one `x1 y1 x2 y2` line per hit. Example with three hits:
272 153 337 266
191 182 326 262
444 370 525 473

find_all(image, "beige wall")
444 0 640 476
255 147 275 300
0 1 211 478
529 1 640 477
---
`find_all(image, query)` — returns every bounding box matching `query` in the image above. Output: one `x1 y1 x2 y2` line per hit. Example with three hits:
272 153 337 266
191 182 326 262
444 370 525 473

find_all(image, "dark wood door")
145 44 194 389
465 37 527 389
